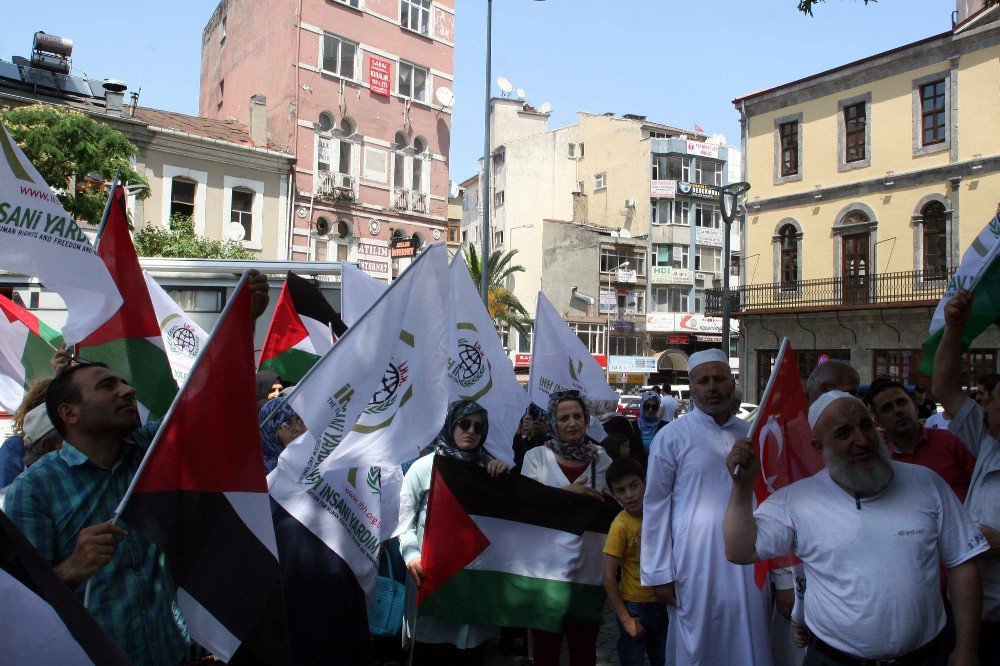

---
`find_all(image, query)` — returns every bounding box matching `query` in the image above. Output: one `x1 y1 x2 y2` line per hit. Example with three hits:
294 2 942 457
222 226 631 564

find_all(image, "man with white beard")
641 348 773 665
724 391 987 665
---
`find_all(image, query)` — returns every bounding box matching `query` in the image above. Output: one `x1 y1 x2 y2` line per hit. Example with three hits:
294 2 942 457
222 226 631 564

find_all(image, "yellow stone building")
718 4 1000 399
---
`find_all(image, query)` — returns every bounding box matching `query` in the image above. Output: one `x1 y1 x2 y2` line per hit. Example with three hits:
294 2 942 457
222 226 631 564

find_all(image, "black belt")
808 630 944 666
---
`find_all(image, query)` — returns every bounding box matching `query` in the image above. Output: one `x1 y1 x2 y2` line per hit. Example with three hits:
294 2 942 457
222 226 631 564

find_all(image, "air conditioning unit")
624 198 636 208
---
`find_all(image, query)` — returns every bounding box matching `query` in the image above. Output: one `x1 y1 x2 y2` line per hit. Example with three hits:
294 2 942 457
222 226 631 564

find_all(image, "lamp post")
480 0 545 305
606 260 629 385
718 181 751 356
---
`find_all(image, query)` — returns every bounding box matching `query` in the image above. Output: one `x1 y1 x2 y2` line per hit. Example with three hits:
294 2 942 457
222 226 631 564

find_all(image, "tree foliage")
463 244 533 337
134 214 253 260
0 104 148 224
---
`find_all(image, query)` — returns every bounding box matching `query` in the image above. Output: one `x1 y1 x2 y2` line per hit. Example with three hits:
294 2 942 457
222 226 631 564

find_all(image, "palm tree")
463 245 533 338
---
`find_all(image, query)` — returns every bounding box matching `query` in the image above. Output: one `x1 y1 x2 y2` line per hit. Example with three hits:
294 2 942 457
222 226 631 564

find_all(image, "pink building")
200 0 455 279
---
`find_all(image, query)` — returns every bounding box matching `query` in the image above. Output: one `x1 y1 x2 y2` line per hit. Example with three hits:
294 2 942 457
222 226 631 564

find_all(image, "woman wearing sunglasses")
632 390 669 456
520 390 613 666
399 399 508 665
258 398 307 474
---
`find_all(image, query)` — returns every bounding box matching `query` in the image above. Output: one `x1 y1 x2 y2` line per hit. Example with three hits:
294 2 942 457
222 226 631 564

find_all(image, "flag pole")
260 243 443 430
735 336 789 477
84 271 252 609
94 168 123 248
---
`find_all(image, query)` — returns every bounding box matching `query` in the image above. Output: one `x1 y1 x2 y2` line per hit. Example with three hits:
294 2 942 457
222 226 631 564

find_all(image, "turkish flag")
750 338 824 588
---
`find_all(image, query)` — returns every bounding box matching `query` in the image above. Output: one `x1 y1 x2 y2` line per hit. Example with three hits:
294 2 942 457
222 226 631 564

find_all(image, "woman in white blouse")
520 390 612 665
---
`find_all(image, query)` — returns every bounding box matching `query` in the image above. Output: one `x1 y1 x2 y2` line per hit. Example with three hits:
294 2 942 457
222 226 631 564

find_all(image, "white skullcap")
808 390 866 430
687 348 730 373
22 404 55 443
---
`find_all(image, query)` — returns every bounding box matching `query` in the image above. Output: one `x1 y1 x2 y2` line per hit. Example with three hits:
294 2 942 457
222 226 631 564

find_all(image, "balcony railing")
316 172 357 201
705 268 955 315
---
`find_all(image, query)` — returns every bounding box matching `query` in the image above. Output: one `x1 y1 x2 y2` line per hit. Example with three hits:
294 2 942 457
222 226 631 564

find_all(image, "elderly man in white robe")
640 348 773 665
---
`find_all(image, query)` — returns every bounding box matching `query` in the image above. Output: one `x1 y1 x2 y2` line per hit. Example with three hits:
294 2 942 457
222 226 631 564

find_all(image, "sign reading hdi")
369 57 391 97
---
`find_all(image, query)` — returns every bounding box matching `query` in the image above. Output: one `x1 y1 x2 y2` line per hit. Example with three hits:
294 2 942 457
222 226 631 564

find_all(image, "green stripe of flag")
258 347 321 385
82 337 175 418
921 258 1000 374
417 568 606 632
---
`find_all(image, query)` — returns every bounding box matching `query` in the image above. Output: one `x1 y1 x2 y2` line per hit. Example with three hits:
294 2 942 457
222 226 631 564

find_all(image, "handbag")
368 549 406 638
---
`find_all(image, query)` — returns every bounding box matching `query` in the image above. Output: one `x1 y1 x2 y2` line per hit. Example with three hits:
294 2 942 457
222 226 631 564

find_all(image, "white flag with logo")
142 271 207 385
0 125 121 343
448 254 526 466
341 261 388 327
529 292 617 439
268 243 449 604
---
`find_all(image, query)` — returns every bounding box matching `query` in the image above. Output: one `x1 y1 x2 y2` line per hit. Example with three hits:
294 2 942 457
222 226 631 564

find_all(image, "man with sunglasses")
3 272 270 665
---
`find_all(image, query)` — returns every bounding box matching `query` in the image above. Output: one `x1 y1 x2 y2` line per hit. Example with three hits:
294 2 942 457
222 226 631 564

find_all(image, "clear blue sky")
1 1 955 179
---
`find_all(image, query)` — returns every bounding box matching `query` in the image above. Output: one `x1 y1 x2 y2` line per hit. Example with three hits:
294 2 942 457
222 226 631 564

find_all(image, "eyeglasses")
276 415 304 432
643 403 658 411
456 419 484 435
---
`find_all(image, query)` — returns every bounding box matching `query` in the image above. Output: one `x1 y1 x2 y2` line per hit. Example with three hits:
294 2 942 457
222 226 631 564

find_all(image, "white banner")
0 125 121 343
341 260 388 327
608 356 659 373
449 254 527 466
650 179 677 199
686 139 720 159
143 271 207 385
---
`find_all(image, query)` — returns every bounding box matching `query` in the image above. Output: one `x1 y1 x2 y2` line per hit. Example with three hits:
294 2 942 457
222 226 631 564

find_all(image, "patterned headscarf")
259 398 296 474
433 400 490 465
545 391 599 462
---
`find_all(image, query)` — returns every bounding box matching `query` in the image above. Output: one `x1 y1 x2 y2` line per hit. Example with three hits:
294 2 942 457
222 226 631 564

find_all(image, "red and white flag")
748 338 823 589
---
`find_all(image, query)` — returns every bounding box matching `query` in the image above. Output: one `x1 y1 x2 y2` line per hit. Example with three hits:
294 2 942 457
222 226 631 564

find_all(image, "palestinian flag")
259 272 347 384
922 212 1000 373
0 510 130 665
418 456 619 632
0 294 62 412
119 274 289 664
77 185 175 419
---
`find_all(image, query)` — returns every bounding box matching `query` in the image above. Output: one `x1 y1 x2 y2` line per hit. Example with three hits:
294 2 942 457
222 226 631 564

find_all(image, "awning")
655 349 689 372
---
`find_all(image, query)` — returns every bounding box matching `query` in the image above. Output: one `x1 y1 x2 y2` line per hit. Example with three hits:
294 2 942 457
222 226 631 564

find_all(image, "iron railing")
705 268 955 314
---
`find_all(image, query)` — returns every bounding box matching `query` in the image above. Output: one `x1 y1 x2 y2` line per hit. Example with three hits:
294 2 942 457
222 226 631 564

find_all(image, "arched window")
230 187 255 241
922 201 948 279
170 177 197 219
779 224 798 291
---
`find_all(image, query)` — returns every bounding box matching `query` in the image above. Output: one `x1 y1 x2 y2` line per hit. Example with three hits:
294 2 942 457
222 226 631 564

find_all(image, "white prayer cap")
22 404 55 443
687 348 730 374
808 390 866 431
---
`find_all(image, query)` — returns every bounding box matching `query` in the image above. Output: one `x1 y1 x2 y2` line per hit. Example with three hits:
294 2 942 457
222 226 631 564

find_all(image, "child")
603 458 666 666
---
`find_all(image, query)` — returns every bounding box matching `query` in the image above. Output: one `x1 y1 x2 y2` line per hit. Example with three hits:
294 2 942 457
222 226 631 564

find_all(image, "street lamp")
718 181 751 357
606 260 629 385
480 0 546 305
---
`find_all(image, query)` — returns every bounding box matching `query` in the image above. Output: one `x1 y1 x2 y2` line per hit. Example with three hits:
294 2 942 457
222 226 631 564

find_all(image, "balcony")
316 172 357 202
705 268 954 315
411 191 428 214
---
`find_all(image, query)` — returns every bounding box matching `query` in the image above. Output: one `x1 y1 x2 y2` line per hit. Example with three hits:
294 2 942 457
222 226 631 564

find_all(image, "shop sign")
645 313 674 332
677 181 718 200
650 180 677 199
695 227 724 246
356 238 390 281
369 57 391 96
686 140 720 159
514 353 532 368
599 288 616 314
645 313 739 334
608 356 659 373
651 266 692 284
677 314 723 333
390 236 419 258
668 334 689 344
610 321 635 336
616 267 637 284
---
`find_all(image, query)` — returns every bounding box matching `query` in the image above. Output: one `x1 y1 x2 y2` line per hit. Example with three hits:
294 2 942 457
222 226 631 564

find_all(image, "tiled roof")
132 106 286 153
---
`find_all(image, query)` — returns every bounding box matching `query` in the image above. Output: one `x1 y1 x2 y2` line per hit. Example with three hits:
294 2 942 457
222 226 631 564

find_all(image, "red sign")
668 334 690 345
514 353 531 368
592 354 607 369
369 57 391 97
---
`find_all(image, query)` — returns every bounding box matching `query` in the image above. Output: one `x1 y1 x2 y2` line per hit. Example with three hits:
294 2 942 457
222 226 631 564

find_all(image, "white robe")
640 407 773 666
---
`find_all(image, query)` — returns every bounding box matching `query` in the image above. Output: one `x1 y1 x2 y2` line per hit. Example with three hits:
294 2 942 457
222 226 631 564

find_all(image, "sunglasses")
276 415 304 432
456 419 484 435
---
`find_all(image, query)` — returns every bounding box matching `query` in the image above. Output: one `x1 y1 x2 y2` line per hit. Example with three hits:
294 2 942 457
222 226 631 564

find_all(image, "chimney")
249 94 267 146
102 79 127 117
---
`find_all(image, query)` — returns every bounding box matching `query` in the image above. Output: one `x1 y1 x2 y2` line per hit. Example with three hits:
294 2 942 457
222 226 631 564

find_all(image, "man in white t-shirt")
723 391 987 664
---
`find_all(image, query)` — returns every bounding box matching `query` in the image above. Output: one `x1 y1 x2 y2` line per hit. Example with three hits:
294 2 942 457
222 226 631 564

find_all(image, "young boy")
603 458 667 666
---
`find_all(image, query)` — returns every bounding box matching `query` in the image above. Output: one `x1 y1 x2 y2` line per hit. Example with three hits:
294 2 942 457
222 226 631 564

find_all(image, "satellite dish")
225 222 246 242
516 88 526 100
539 102 552 114
619 229 632 238
435 87 455 108
496 76 513 95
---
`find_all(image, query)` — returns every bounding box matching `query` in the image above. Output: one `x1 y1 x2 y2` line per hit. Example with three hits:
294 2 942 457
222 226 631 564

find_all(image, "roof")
732 30 953 105
131 106 287 153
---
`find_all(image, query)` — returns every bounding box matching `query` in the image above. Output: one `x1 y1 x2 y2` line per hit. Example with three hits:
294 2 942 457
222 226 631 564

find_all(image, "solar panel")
0 60 23 84
22 66 57 90
88 79 107 98
54 73 93 97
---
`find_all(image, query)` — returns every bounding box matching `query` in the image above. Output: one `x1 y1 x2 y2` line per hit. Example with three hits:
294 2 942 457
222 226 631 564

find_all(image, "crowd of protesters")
1 284 998 666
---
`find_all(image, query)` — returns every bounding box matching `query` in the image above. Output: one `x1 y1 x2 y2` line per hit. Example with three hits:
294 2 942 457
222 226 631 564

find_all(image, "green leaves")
134 213 253 260
463 244 533 337
0 104 148 224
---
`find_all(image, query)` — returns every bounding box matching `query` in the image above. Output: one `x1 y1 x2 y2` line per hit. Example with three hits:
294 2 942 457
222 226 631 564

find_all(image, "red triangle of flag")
130 277 267 494
417 460 491 605
258 280 309 365
0 293 42 335
80 186 161 347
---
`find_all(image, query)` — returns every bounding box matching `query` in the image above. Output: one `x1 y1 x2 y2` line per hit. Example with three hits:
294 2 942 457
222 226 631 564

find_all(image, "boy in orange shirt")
603 458 667 666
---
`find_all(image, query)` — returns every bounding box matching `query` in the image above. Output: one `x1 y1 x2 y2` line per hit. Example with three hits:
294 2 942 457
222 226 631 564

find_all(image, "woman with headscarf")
632 390 669 454
520 390 613 666
258 398 305 474
399 400 508 665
